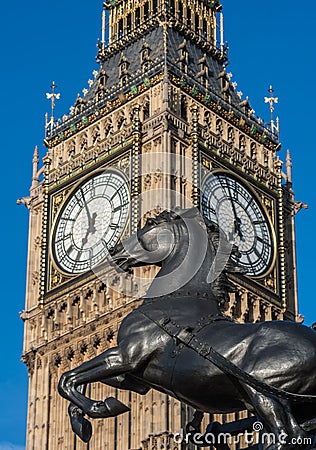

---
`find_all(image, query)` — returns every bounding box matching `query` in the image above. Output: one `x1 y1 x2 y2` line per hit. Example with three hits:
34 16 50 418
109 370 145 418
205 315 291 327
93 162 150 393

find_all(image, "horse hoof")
105 397 130 417
301 417 316 433
88 397 130 419
69 406 92 442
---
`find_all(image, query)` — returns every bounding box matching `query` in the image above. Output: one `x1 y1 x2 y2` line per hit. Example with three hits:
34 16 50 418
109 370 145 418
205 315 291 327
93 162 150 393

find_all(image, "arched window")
203 19 207 39
118 116 126 130
180 95 187 120
92 128 100 145
263 149 269 166
170 0 175 14
153 0 158 13
178 1 183 21
195 13 199 34
239 135 246 151
121 74 129 86
216 119 223 135
187 8 191 26
135 8 140 26
228 127 234 144
143 102 150 120
142 61 151 73
98 69 108 88
144 2 149 19
96 90 105 102
141 47 149 62
80 135 88 151
99 75 106 87
204 111 211 127
68 141 76 158
127 13 132 32
104 122 113 138
74 95 84 114
118 18 123 38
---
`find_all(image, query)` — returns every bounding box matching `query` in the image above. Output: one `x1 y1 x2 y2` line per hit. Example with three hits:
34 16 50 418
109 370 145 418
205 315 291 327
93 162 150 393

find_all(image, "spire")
97 4 107 63
220 11 225 57
102 7 106 46
286 150 308 214
286 150 292 184
32 146 39 188
162 61 169 110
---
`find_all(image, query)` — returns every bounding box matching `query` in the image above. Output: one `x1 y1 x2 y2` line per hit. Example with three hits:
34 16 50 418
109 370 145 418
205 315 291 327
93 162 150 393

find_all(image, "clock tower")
20 0 302 448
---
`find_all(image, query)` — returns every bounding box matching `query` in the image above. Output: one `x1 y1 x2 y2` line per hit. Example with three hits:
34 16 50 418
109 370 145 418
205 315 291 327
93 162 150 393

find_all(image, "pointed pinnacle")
33 145 39 160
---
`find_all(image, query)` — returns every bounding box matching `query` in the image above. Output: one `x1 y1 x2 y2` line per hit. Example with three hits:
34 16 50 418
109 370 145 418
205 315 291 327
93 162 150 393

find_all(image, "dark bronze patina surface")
58 208 316 449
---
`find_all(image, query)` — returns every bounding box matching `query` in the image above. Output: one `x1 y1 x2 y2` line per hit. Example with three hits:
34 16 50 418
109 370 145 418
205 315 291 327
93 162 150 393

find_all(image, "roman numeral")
257 236 269 245
112 202 129 213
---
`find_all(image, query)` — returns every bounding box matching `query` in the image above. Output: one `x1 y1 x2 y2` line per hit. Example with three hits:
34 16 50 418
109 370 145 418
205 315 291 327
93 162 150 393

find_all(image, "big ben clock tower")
20 0 302 448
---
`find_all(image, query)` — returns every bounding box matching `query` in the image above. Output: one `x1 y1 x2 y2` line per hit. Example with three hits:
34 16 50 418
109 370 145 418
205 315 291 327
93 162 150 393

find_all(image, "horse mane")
203 216 242 306
153 208 241 305
148 209 180 224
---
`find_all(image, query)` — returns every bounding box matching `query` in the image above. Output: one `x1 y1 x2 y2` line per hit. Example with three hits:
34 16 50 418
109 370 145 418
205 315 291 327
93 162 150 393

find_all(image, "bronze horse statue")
58 208 316 449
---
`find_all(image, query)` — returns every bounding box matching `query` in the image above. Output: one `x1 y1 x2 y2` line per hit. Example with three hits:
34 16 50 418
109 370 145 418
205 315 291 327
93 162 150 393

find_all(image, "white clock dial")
52 170 130 274
201 172 274 277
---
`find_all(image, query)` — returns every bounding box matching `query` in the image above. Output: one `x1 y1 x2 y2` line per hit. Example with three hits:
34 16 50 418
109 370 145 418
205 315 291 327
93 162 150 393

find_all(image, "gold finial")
264 85 280 138
45 81 60 129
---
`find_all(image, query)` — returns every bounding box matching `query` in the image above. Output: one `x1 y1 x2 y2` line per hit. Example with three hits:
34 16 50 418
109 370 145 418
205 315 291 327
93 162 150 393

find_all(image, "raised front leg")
102 374 150 395
58 346 134 419
68 385 92 443
66 372 150 442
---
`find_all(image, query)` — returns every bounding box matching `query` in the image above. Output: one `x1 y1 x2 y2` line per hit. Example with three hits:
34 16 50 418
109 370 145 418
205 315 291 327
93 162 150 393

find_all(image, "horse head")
109 209 182 270
110 207 241 302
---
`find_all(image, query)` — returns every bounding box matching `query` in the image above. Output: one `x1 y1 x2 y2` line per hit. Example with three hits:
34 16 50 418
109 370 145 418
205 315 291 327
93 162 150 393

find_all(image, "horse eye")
146 218 154 226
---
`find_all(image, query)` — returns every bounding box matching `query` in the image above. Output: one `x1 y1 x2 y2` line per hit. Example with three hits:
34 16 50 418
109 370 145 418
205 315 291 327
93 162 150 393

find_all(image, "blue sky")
0 0 315 447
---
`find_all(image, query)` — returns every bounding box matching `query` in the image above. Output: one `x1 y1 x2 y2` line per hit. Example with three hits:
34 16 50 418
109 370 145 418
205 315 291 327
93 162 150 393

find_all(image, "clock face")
52 170 130 274
201 172 274 277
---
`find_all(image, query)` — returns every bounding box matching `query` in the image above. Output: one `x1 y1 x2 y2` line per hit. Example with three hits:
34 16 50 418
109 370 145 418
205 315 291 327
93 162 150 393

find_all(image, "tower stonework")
21 0 300 449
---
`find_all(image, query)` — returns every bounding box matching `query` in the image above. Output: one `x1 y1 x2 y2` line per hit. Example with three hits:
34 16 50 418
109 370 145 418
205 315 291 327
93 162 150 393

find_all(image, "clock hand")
80 189 94 225
81 225 91 246
79 189 98 247
217 176 244 240
81 212 98 247
226 186 245 242
80 188 98 232
89 212 97 234
234 219 245 242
